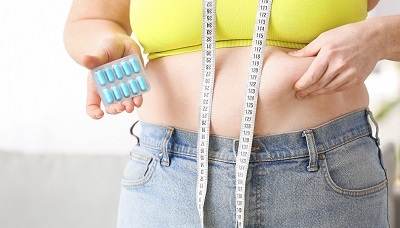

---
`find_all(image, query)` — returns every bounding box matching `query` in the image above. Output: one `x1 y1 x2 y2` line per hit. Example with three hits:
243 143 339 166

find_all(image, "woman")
64 0 399 227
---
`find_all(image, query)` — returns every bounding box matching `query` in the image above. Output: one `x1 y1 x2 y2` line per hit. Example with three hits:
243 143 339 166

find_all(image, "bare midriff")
137 46 369 138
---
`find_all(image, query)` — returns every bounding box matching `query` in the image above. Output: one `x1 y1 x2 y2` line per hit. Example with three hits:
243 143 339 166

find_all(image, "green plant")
374 97 400 121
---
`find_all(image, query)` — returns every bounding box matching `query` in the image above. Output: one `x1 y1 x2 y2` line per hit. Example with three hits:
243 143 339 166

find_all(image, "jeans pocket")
121 145 157 187
321 135 388 197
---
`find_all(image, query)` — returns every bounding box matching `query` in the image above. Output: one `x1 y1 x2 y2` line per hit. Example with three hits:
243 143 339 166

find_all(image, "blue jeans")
117 109 388 228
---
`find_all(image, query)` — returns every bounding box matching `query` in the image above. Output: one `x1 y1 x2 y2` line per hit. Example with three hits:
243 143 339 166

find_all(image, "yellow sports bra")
130 0 367 60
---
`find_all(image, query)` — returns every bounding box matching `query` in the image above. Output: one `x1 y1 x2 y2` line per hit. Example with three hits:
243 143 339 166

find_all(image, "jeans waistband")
136 109 378 163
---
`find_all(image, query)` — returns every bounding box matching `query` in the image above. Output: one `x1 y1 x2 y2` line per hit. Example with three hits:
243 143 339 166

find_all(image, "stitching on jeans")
139 132 370 163
321 133 370 155
121 157 158 187
321 159 388 197
256 167 262 227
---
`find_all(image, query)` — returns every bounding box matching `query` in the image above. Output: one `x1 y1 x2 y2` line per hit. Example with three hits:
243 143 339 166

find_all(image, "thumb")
123 39 144 65
81 37 125 69
288 39 321 57
81 49 110 70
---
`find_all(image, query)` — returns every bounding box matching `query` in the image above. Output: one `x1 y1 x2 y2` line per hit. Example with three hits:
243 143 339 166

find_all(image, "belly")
138 46 369 137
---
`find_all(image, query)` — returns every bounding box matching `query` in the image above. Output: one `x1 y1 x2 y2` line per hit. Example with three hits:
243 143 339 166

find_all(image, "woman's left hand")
289 20 382 99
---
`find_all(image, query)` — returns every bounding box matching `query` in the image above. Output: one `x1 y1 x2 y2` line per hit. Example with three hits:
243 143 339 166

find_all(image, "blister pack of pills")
91 54 150 106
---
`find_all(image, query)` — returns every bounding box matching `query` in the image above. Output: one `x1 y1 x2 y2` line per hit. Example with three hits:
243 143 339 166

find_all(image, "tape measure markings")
196 0 216 227
235 1 272 227
196 0 273 227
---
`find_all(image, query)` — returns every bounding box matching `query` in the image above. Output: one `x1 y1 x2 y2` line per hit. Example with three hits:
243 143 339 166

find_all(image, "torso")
138 46 369 138
133 0 370 138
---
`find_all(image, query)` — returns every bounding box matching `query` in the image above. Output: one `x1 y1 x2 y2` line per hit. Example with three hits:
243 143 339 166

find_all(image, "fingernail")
296 92 306 99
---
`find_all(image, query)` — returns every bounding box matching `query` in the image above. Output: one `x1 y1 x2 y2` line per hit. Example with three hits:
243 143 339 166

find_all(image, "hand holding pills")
81 36 146 119
91 54 150 106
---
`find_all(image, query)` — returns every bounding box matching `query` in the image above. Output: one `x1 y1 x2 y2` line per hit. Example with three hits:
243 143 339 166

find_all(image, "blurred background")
0 0 399 227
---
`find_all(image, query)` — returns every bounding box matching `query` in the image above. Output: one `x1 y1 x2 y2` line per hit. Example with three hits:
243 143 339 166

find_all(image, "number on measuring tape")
196 0 216 227
235 1 273 227
196 0 273 228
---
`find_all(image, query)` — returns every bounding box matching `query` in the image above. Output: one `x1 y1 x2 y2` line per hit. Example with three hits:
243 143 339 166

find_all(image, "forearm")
64 19 130 65
368 15 400 61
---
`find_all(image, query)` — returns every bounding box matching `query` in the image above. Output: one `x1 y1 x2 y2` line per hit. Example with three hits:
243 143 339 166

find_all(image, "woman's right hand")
81 34 144 119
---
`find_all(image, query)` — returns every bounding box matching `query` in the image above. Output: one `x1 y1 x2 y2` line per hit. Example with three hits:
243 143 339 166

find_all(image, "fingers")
288 36 322 58
294 55 329 99
86 74 104 119
83 36 144 119
87 104 105 119
86 73 144 119
88 96 143 119
104 96 143 114
298 68 359 98
133 95 143 108
312 75 348 96
288 35 330 99
289 23 377 99
105 102 125 114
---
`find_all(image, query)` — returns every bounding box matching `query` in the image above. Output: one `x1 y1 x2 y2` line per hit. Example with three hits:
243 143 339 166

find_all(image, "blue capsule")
93 55 150 106
137 76 148 91
129 79 139 94
102 88 114 104
121 61 132 76
112 86 122 101
95 71 107 86
113 64 124 79
129 58 140 73
120 83 131 98
105 67 115 83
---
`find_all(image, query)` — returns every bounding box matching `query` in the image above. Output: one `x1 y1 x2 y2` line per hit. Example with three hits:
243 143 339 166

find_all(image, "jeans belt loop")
160 127 174 167
302 129 319 172
366 108 380 146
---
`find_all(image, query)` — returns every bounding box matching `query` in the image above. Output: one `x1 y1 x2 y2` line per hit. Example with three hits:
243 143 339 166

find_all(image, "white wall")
0 0 399 154
369 0 400 17
0 0 137 154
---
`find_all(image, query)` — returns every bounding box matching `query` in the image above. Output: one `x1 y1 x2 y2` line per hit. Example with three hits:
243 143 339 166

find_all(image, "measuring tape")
196 0 272 227
196 0 216 227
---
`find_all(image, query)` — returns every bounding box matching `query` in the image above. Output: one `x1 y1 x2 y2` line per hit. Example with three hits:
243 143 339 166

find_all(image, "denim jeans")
117 109 389 228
